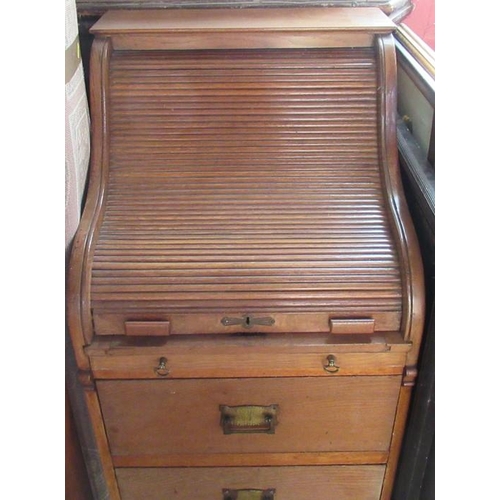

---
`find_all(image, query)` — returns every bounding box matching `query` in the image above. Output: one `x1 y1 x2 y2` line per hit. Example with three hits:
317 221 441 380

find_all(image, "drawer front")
115 465 385 500
97 377 400 459
90 350 407 379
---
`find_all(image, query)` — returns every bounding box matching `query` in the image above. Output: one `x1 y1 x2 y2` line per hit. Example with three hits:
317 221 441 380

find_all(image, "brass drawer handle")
154 357 169 377
223 489 275 500
220 404 278 434
323 354 340 373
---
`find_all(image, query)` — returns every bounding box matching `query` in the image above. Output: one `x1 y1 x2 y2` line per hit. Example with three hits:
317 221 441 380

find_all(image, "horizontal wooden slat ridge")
91 46 403 333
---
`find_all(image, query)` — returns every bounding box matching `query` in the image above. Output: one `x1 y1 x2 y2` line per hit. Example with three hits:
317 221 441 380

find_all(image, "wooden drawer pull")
125 320 170 337
329 318 375 334
223 489 275 500
220 404 278 434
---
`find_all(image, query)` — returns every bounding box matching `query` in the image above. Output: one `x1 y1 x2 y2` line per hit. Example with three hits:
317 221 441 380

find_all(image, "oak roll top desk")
67 7 425 500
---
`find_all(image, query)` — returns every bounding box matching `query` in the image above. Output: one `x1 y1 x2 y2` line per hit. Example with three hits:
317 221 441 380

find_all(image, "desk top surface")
90 7 395 35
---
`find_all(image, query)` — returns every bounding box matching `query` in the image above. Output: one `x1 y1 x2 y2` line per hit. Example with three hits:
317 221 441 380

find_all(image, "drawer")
97 377 400 462
115 465 385 500
89 349 407 379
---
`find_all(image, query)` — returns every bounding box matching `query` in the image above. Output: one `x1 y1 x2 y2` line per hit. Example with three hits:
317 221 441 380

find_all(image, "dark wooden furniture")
66 389 93 500
68 7 425 499
75 0 415 22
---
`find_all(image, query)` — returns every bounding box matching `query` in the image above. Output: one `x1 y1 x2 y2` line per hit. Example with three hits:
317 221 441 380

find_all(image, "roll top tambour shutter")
90 45 402 336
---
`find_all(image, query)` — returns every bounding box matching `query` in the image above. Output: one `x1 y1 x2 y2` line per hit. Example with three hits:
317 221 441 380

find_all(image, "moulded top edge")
89 7 396 35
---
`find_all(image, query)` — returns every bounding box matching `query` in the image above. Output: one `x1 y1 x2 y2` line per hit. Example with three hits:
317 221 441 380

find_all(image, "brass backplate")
223 488 276 500
220 404 279 434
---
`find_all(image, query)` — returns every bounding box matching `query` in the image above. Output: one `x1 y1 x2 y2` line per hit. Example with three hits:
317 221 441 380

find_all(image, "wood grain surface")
97 376 400 457
115 465 385 500
90 350 406 379
90 7 395 34
87 331 409 378
68 8 424 349
88 8 396 50
65 10 426 499
90 46 404 336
